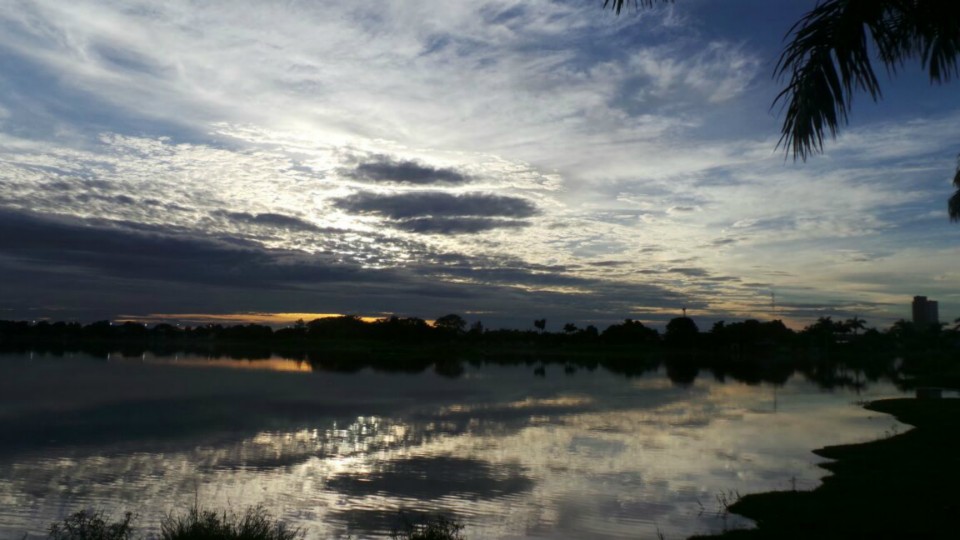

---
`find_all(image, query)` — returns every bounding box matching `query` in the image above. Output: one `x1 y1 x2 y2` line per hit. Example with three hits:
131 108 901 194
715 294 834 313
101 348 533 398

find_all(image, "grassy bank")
693 397 960 539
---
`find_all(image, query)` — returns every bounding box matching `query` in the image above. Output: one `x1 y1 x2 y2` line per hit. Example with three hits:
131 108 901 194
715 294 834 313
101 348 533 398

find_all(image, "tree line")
1 314 957 353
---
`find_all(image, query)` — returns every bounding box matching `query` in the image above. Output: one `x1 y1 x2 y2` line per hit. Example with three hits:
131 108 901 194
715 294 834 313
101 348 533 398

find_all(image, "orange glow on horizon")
117 312 382 326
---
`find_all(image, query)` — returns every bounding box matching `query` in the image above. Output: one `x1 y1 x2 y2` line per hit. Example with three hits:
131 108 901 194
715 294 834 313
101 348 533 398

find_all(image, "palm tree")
845 316 866 336
605 1 960 216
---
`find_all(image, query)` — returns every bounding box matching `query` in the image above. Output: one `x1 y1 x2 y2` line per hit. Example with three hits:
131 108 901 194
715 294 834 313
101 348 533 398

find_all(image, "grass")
691 397 960 539
46 505 302 540
44 507 465 540
160 505 302 540
48 509 136 540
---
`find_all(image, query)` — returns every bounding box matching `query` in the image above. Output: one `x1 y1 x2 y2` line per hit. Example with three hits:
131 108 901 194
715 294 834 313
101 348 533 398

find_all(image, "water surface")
0 353 907 539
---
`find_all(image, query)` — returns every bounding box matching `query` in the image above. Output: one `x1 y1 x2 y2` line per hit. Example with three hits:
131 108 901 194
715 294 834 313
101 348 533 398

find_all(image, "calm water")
0 353 907 539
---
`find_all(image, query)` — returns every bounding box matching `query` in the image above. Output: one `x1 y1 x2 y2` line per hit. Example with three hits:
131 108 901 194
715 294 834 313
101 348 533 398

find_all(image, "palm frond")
775 0 960 161
774 0 888 161
603 1 673 16
950 156 960 222
949 189 960 222
881 0 960 83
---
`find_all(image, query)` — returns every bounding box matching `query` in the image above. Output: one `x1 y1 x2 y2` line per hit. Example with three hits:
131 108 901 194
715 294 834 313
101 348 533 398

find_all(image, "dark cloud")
586 260 629 268
347 156 470 185
395 217 530 234
0 210 692 328
213 210 329 233
0 210 368 289
333 191 538 234
702 276 741 283
708 237 740 247
335 191 537 219
669 267 710 277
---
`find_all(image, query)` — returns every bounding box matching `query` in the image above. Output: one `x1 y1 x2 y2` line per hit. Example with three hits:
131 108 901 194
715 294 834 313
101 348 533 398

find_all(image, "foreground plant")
160 505 302 540
46 506 302 540
48 509 136 540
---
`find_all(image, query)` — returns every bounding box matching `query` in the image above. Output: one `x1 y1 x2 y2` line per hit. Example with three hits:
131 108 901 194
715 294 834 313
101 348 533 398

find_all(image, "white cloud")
0 0 958 326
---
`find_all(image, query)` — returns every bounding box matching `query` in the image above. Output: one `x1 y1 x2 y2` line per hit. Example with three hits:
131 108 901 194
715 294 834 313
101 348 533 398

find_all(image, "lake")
0 352 907 539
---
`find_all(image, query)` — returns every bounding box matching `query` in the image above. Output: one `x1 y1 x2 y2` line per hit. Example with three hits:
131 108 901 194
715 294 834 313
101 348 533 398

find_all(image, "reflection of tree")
664 357 699 387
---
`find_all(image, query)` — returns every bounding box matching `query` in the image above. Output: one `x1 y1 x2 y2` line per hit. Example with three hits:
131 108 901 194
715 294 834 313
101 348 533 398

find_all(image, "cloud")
669 267 710 277
333 190 539 232
0 1 957 328
394 217 530 234
0 209 367 289
213 210 329 233
345 155 471 185
0 208 694 327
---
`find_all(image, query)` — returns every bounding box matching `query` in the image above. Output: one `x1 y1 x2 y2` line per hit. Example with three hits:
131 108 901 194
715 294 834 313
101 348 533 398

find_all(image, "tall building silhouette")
912 296 939 326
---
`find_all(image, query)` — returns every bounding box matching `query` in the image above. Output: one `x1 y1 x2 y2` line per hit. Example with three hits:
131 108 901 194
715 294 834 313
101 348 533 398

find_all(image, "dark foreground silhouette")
45 507 460 540
693 398 960 540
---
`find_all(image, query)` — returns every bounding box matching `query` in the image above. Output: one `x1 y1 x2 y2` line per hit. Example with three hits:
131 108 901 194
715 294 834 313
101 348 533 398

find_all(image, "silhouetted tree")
468 320 485 336
306 315 367 339
533 319 547 333
601 319 659 344
801 316 845 348
562 323 578 334
888 319 916 340
664 316 699 347
434 313 467 335
845 316 867 336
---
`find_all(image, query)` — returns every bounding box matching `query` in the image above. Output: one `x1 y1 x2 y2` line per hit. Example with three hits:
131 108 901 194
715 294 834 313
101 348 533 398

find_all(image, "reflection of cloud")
325 509 460 538
326 455 533 500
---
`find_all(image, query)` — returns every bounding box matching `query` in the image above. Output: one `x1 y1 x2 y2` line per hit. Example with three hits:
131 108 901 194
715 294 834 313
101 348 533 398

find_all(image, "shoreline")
692 397 960 539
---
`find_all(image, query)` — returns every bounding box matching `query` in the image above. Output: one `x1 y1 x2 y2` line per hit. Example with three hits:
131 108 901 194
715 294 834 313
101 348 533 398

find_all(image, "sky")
0 0 958 331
